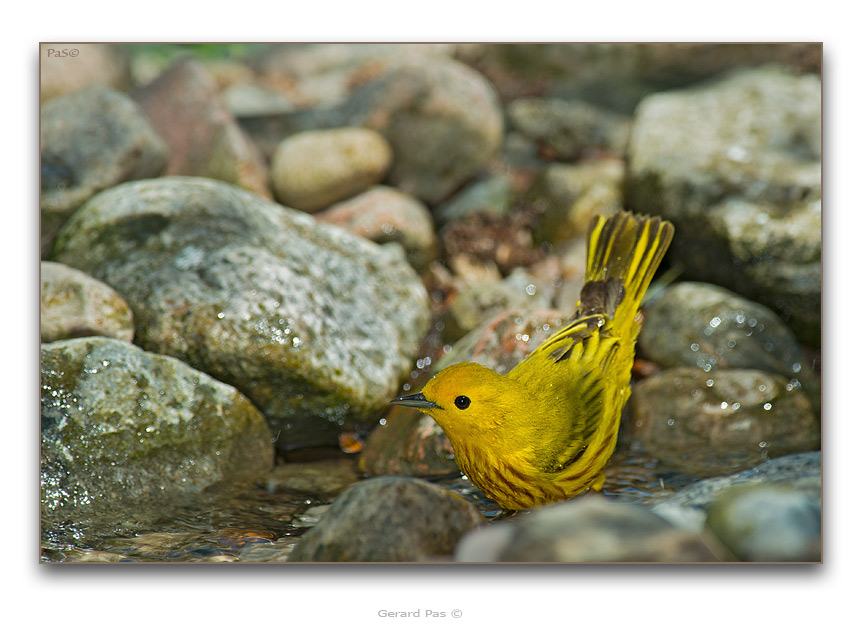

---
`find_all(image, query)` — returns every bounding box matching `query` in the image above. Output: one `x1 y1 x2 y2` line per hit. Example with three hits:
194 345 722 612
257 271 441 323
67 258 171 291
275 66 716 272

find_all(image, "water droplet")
666 418 675 426
731 402 740 410
217 312 225 319
705 379 714 387
792 362 802 373
690 343 700 352
709 316 722 328
525 284 537 296
763 403 772 410
720 401 728 409
758 441 769 448
727 339 736 349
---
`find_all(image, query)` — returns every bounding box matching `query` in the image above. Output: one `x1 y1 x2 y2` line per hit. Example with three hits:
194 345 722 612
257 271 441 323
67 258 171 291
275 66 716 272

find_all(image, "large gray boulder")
51 177 430 452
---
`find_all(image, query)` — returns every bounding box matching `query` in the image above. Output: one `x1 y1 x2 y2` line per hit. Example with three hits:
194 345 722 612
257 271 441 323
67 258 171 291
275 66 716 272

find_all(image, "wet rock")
134 58 271 198
41 261 134 343
40 43 132 103
526 159 625 247
650 451 821 535
705 483 821 561
41 337 274 526
40 86 169 255
507 97 631 159
51 176 430 452
316 56 504 205
626 66 822 344
315 185 436 271
442 268 553 343
639 282 820 404
433 174 514 226
359 404 459 478
265 459 360 497
456 496 723 562
628 367 819 474
271 127 392 212
288 476 484 561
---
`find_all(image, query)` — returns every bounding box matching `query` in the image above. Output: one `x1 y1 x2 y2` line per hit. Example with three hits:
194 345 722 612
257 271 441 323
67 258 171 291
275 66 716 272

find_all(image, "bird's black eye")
454 395 471 410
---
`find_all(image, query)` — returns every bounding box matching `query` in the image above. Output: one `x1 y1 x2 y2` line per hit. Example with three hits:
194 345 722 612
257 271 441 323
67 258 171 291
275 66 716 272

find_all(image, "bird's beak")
390 392 441 411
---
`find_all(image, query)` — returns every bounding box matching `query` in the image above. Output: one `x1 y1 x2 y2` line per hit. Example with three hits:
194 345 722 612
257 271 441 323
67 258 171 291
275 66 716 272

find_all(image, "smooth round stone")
271 127 392 212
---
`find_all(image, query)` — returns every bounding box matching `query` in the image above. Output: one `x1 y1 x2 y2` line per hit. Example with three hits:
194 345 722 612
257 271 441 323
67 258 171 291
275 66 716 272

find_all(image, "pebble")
133 58 271 198
705 483 821 561
315 185 436 271
40 86 168 255
526 159 625 246
41 261 134 343
323 56 504 205
288 476 485 562
433 174 514 226
265 459 359 497
271 127 392 212
456 495 724 562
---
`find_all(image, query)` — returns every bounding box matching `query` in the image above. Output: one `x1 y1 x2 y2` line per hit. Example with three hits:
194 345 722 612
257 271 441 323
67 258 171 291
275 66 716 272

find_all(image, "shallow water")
41 438 748 563
41 483 317 563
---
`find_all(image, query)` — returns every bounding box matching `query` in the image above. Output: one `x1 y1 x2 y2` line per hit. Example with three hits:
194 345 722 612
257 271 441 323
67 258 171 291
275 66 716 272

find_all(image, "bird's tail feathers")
580 211 674 323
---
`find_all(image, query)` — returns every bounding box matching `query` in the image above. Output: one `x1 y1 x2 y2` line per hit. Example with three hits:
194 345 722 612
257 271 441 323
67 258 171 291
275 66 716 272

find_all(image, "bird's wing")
509 313 621 474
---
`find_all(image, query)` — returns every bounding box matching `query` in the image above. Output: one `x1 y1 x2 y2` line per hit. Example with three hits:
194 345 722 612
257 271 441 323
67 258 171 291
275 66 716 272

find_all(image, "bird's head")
390 362 524 439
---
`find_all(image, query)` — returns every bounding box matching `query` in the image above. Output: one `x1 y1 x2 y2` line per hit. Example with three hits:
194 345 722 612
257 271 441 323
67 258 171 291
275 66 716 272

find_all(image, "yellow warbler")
391 211 674 510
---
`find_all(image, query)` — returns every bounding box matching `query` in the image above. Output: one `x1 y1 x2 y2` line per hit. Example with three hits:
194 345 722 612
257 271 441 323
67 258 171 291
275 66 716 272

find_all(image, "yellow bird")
391 211 674 510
